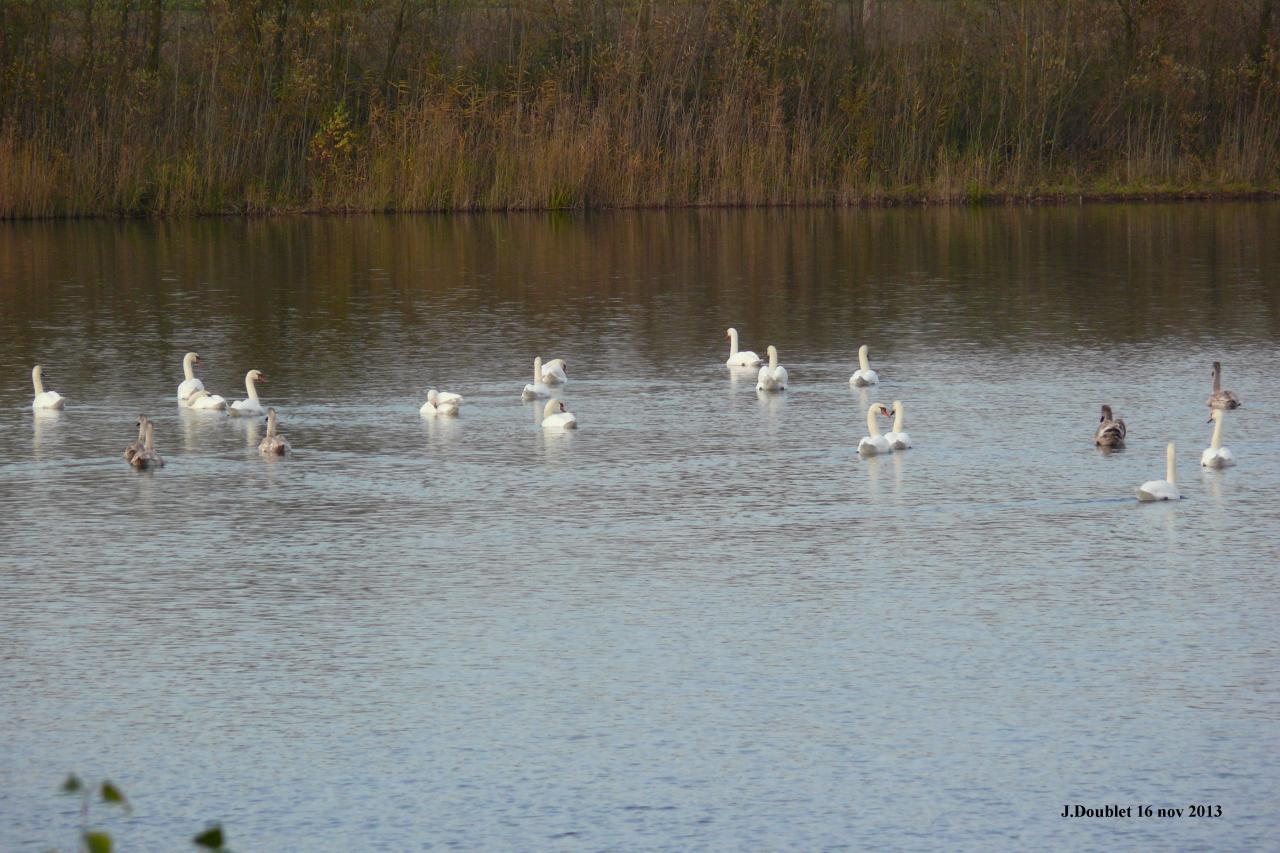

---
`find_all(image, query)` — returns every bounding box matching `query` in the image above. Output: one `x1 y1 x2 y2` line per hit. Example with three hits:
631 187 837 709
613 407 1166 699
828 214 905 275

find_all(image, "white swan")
542 398 577 429
885 400 911 449
258 408 292 455
755 345 788 391
541 358 569 386
725 328 762 367
421 389 463 416
1137 442 1181 501
522 357 553 400
1201 409 1236 468
229 370 267 417
31 365 66 410
185 389 228 411
849 344 879 386
858 403 893 456
177 352 205 402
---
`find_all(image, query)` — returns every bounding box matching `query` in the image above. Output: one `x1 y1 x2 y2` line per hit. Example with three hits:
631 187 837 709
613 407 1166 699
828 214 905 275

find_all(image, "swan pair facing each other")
177 354 268 416
421 389 463 417
123 416 164 469
858 401 910 455
31 365 66 410
1137 415 1237 502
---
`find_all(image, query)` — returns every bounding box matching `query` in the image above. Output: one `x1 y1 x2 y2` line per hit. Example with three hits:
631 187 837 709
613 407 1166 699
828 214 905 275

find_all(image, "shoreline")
3 188 1278 223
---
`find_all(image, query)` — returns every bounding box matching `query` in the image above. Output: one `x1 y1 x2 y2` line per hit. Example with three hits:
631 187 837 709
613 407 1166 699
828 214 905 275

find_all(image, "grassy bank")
1 0 1277 218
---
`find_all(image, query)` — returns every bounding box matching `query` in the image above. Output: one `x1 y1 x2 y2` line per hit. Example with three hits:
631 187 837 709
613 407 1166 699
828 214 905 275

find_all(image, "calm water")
2 206 1278 851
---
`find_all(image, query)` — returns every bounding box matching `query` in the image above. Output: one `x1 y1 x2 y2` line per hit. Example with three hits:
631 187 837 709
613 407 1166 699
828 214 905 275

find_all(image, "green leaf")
83 831 113 853
192 824 224 849
61 774 83 793
100 781 127 806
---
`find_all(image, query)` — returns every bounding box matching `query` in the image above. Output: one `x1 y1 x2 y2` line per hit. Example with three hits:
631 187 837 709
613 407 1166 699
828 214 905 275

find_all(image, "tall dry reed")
0 0 1276 218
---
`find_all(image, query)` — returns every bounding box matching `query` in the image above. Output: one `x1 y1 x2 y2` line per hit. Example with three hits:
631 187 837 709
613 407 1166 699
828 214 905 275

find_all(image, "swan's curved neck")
1165 442 1176 484
533 357 542 384
31 367 44 396
858 346 869 372
1212 363 1222 392
728 329 739 357
136 418 148 442
1210 413 1224 450
265 411 277 437
245 373 259 401
543 399 558 418
866 406 881 438
768 347 778 370
144 422 155 451
892 402 903 432
183 353 197 381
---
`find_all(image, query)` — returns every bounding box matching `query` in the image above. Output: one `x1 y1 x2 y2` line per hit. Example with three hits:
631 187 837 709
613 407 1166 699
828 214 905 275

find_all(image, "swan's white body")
849 345 879 386
542 398 577 429
756 346 788 391
31 366 66 410
541 358 569 386
522 357 554 400
858 403 893 456
177 352 205 402
885 400 911 449
1137 442 1181 501
186 389 228 411
229 370 267 416
1201 409 1236 469
258 408 292 455
725 328 762 367
421 389 462 416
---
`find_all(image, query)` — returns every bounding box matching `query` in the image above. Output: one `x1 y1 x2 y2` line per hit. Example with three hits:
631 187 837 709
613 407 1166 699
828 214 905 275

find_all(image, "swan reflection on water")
32 408 62 458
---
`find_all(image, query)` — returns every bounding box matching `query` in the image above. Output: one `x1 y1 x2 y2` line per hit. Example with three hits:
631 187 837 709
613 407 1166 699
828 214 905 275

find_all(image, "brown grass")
0 0 1277 219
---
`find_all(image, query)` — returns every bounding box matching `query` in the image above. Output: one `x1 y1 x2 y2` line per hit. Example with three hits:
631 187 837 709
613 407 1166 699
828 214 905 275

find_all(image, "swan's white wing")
542 412 577 429
436 391 463 405
1201 447 1235 468
774 366 788 388
177 377 205 401
1137 480 1179 501
192 393 227 410
33 391 66 410
541 363 568 385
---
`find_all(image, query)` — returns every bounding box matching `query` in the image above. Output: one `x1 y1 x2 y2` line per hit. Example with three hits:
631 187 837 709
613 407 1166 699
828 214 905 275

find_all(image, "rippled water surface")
2 206 1279 851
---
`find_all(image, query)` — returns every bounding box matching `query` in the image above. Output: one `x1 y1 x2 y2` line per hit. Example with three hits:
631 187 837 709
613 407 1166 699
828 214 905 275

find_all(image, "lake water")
1 206 1278 851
